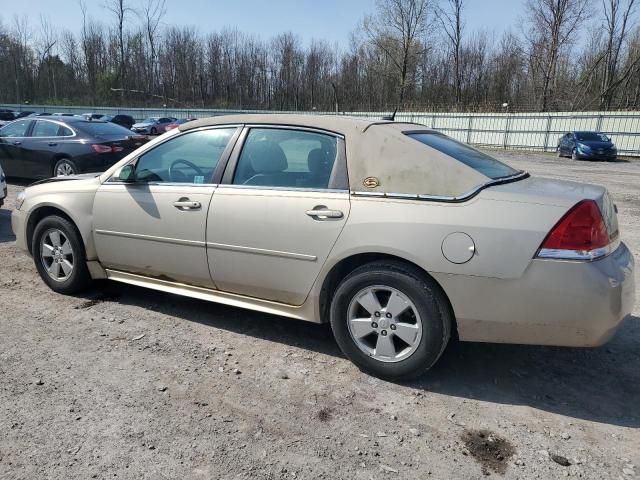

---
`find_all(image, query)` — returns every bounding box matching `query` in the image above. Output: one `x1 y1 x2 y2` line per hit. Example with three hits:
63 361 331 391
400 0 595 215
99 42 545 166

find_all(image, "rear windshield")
407 132 519 179
76 121 132 136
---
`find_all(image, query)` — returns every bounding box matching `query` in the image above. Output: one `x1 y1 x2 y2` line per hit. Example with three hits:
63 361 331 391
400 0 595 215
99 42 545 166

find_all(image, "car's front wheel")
32 215 92 294
571 148 579 160
150 127 157 135
330 261 451 380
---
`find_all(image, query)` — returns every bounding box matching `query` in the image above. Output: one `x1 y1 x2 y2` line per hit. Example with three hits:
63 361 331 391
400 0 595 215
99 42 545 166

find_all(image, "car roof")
179 114 490 198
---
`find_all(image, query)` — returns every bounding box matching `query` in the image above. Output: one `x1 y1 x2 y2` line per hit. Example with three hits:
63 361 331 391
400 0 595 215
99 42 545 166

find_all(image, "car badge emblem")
363 177 380 188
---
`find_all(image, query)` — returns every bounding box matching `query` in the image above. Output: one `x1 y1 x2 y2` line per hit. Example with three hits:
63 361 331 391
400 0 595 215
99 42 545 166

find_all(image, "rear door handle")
12 141 21 145
173 199 201 210
306 208 343 219
48 142 58 147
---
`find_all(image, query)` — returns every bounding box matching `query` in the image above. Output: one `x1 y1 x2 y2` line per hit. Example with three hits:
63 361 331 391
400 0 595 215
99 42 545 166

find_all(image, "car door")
22 119 63 178
207 126 351 305
0 119 33 177
92 126 240 287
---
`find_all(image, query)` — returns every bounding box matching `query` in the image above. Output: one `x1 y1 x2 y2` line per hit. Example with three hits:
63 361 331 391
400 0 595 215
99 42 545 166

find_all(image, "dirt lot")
0 150 638 480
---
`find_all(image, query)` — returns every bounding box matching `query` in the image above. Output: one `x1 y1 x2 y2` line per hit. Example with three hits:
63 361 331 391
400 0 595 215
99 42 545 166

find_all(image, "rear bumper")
438 242 635 347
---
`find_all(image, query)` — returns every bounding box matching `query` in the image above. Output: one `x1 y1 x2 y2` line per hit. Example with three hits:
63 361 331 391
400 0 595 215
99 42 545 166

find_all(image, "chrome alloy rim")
347 285 422 363
56 162 74 176
40 228 74 282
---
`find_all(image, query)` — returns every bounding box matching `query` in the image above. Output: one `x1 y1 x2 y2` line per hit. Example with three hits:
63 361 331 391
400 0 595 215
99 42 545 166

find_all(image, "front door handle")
12 141 21 145
48 142 58 147
306 208 343 219
173 198 201 210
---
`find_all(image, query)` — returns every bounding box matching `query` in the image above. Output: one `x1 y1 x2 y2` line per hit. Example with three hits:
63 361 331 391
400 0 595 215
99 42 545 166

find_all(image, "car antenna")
381 108 397 121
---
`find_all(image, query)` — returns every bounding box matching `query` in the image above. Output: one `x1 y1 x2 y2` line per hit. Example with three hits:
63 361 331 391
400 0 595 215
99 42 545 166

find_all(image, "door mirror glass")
119 164 136 182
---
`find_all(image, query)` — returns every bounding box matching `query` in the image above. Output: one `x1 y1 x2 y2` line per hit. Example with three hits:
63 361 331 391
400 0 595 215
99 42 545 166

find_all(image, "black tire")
53 158 77 177
571 148 578 160
150 127 157 135
329 261 452 380
32 215 92 294
557 146 563 157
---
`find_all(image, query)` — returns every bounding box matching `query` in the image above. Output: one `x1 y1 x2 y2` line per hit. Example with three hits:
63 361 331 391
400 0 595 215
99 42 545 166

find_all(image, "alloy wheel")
56 161 75 176
347 285 423 363
40 228 74 282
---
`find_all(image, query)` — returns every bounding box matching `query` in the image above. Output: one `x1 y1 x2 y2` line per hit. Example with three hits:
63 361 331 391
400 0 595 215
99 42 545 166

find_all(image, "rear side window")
32 120 61 137
233 128 338 189
77 122 133 136
134 128 236 183
407 132 518 179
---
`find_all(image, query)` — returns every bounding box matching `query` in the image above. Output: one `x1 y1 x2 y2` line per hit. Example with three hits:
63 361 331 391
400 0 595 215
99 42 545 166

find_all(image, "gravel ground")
0 151 638 480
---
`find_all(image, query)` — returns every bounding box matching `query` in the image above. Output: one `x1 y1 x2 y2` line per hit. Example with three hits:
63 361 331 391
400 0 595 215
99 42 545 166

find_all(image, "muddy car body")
11 115 635 379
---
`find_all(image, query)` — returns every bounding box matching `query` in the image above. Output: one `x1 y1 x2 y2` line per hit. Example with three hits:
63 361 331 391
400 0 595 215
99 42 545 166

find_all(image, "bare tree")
363 0 432 109
437 0 464 105
525 0 589 111
599 0 637 108
138 0 166 94
103 0 135 100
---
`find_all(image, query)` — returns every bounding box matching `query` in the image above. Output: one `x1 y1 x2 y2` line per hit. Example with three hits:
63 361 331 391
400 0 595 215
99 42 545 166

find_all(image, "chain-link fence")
4 105 640 156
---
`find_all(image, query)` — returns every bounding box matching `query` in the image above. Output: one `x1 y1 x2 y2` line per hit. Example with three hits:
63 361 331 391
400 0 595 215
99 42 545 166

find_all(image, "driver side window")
135 128 236 183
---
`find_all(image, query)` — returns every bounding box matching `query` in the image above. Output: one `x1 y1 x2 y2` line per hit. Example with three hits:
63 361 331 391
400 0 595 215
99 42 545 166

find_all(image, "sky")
0 0 522 48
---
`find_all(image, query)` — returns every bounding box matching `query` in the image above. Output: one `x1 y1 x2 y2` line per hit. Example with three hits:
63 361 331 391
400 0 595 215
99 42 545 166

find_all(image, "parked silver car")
11 115 635 379
131 117 177 135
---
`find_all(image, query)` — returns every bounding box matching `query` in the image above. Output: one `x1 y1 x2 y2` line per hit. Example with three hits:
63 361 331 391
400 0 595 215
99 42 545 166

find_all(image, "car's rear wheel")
150 127 157 135
54 158 77 177
330 261 451 380
557 146 563 157
32 215 91 294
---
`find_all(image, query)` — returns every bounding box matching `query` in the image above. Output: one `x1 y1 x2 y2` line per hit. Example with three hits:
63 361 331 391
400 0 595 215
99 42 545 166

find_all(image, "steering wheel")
168 158 205 183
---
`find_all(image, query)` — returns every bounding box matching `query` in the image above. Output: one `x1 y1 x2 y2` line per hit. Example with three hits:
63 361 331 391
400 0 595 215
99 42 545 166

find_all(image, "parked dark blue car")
557 131 618 161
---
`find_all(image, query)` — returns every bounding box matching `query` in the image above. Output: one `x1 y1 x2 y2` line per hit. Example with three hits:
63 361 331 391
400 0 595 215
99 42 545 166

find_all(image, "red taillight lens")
91 144 112 153
538 200 610 258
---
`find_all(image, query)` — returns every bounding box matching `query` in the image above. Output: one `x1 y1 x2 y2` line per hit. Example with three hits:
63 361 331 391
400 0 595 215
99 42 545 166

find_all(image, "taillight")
92 144 112 153
537 200 615 261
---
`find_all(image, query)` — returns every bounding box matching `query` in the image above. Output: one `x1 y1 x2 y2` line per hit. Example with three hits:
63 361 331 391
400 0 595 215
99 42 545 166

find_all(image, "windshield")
142 117 159 123
407 132 519 179
77 121 133 136
576 132 609 142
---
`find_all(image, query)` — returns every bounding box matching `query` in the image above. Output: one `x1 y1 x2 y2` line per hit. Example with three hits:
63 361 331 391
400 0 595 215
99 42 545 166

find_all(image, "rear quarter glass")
406 132 518 179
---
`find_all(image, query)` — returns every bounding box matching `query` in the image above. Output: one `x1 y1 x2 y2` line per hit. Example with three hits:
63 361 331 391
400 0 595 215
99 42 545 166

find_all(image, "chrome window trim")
351 171 529 203
103 181 219 188
536 237 621 262
106 124 243 185
31 118 77 138
221 125 348 191
216 184 348 194
241 123 345 139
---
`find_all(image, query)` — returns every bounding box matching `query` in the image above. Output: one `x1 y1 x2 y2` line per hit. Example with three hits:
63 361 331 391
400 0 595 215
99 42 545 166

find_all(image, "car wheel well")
51 155 72 175
319 253 458 338
26 206 78 255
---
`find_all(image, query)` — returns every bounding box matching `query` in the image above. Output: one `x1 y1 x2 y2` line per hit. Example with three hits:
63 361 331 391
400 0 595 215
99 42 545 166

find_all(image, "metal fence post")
467 115 473 144
543 115 552 153
503 114 511 150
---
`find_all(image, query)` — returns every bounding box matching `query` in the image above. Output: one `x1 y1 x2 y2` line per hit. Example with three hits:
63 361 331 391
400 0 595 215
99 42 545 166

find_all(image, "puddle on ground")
461 429 515 475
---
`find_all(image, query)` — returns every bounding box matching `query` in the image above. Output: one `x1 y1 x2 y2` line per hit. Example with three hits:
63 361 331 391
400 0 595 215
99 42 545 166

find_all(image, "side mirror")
118 164 136 182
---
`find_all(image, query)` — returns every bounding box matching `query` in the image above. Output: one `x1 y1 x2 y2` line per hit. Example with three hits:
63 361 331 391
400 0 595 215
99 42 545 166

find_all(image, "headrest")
308 148 331 175
246 141 288 173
